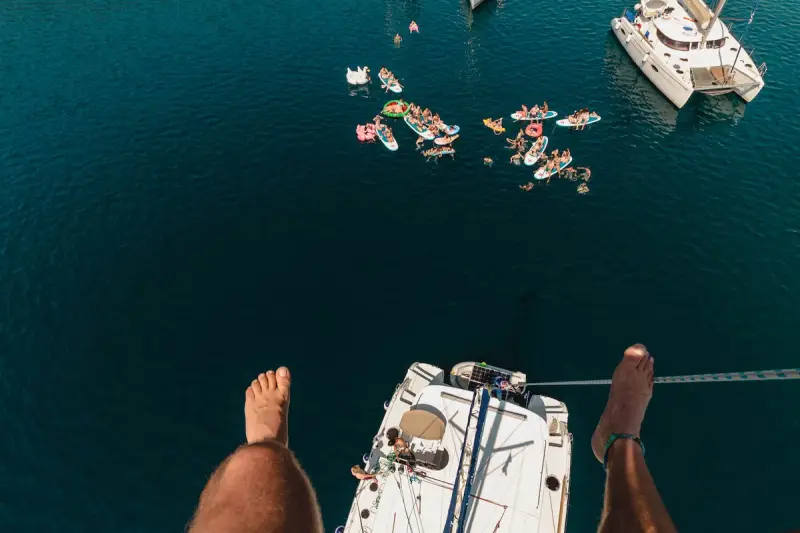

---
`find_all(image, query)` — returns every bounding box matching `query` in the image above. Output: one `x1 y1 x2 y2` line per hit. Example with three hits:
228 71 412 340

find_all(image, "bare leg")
189 368 323 533
591 345 678 533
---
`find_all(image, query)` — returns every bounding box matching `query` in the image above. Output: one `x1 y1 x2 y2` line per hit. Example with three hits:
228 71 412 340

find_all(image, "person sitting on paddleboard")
562 148 571 163
530 104 540 119
519 104 528 118
542 101 549 116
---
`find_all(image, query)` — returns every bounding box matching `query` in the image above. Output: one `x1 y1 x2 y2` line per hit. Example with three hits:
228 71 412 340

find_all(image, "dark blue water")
1 0 798 532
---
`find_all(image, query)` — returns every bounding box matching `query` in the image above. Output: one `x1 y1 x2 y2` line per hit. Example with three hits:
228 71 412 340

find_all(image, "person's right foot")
245 367 291 446
591 344 654 463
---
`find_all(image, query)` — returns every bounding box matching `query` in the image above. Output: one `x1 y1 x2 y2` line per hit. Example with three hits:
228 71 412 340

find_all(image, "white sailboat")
610 0 766 108
337 362 573 533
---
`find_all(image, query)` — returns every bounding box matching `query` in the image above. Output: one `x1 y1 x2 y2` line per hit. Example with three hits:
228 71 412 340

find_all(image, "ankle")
605 438 645 470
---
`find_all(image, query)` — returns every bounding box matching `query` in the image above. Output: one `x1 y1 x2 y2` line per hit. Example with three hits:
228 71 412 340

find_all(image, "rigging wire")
522 367 800 387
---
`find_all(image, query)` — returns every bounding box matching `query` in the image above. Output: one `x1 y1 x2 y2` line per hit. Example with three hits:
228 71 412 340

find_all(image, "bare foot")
245 367 291 445
591 344 654 463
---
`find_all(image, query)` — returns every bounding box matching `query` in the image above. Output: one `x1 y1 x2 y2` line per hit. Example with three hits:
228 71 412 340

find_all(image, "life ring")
525 122 543 137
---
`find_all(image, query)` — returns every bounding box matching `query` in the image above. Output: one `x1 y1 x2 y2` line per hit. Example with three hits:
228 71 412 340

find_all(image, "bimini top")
399 409 446 440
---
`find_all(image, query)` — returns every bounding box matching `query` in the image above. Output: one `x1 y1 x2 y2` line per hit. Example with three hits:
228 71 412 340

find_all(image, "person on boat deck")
350 465 377 481
386 428 417 465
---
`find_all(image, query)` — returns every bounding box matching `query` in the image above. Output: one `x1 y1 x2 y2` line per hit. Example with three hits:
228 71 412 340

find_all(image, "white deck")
341 363 572 533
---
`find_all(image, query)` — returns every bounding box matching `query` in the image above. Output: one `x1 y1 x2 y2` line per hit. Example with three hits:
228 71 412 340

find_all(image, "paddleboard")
511 110 558 121
376 126 398 151
556 115 602 128
404 115 435 140
441 124 460 135
434 134 459 146
534 156 572 180
378 72 402 94
523 136 549 166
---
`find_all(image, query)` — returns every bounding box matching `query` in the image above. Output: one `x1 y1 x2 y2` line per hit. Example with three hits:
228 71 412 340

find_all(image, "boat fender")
614 20 621 30
383 399 390 410
362 453 370 464
335 527 345 533
643 53 650 63
625 34 633 43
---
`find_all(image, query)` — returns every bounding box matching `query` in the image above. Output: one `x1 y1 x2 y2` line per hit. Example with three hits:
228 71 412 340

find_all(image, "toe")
276 367 291 393
251 378 262 394
265 370 278 390
257 372 270 392
246 386 255 400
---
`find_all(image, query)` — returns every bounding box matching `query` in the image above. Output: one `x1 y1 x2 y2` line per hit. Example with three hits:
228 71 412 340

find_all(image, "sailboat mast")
700 0 727 45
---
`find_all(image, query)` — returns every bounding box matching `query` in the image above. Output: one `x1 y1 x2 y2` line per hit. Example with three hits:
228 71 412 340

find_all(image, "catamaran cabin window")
705 37 726 49
656 29 690 51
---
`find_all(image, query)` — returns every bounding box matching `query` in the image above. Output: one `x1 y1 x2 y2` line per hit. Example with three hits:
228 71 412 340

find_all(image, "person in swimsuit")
542 101 549 116
510 152 523 165
577 167 592 181
519 181 534 191
416 136 425 150
394 34 402 46
484 157 493 166
519 105 528 118
530 104 540 119
409 21 419 33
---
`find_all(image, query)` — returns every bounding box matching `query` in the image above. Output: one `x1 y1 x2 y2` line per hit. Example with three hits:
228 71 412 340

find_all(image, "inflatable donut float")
525 122 543 137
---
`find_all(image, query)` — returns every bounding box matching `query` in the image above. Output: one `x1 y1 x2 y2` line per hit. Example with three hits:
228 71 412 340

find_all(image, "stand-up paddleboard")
534 156 572 180
434 134 459 146
524 136 548 166
404 115 435 140
556 115 601 128
440 123 460 135
378 72 402 94
376 126 398 151
510 110 558 121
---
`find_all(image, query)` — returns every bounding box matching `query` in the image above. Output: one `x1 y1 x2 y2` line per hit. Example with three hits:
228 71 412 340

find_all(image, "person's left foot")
245 367 291 445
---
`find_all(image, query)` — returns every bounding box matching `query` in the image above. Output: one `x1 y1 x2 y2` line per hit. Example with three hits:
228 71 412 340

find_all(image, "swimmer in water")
416 136 425 150
510 152 523 165
519 182 534 192
578 167 592 181
394 34 402 46
484 157 493 166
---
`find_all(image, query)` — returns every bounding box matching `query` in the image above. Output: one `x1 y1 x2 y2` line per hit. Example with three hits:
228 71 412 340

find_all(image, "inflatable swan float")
346 66 371 86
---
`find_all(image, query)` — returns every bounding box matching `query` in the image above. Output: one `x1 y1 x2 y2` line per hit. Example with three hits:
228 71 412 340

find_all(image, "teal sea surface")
1 0 798 532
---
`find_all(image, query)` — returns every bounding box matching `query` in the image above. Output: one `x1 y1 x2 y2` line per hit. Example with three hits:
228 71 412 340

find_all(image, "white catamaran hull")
611 17 694 108
610 0 765 109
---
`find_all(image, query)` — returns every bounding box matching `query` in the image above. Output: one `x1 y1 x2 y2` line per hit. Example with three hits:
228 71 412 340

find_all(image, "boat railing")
758 62 767 77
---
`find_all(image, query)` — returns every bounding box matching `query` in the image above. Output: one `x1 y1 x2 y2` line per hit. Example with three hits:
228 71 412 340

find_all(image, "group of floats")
483 103 598 192
349 66 461 158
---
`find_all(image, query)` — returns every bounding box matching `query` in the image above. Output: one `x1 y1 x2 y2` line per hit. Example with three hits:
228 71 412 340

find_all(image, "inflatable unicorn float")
346 66 370 86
